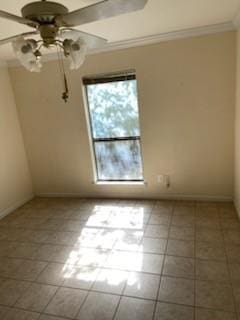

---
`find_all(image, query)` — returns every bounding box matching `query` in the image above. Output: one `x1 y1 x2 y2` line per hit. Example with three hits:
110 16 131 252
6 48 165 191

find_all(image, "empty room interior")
3 0 240 319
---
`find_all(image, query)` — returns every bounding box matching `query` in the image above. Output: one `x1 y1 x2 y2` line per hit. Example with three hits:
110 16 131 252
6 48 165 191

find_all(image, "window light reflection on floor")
60 203 147 288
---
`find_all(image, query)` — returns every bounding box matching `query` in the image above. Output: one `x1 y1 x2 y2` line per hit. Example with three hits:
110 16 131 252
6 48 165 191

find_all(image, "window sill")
94 181 147 186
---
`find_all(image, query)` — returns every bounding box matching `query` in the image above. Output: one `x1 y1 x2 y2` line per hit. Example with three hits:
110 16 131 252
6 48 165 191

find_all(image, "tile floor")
0 198 239 319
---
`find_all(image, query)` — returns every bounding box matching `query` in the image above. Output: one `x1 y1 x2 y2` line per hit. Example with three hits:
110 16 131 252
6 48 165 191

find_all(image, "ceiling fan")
0 0 148 101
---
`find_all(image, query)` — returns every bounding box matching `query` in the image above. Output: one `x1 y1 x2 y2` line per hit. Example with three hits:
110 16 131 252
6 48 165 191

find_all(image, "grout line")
219 207 239 318
151 202 175 320
0 199 239 320
0 296 238 318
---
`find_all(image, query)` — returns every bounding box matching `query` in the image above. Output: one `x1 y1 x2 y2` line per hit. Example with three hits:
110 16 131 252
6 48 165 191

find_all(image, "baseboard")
36 192 232 202
0 194 35 220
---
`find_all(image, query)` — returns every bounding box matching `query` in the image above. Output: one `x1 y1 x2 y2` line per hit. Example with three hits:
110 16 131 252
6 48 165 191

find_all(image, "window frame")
83 72 144 183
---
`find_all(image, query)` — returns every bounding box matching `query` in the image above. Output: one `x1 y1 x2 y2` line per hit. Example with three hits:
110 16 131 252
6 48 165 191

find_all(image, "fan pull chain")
57 44 69 102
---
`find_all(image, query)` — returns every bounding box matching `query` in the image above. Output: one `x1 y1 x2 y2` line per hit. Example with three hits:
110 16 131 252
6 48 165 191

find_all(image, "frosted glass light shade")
12 37 42 72
64 38 87 70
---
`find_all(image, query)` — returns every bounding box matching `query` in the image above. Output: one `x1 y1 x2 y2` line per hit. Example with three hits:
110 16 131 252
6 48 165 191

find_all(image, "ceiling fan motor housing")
21 1 68 24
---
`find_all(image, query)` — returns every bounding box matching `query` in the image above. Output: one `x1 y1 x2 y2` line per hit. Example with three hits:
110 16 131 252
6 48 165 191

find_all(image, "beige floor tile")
196 260 230 282
45 231 78 246
124 272 160 299
152 208 173 216
92 268 128 294
174 206 195 216
196 203 218 210
163 256 195 278
195 308 237 319
166 239 194 257
0 257 23 277
169 226 195 240
69 211 92 221
76 227 119 249
221 218 240 230
36 262 66 285
0 241 16 257
196 228 224 243
105 250 164 274
226 245 240 263
0 306 10 318
229 263 240 285
8 242 40 259
39 315 68 320
171 215 195 228
14 260 47 281
148 214 171 226
71 247 109 268
45 287 87 319
224 230 240 244
0 228 9 241
28 230 53 243
140 252 164 274
196 216 220 229
114 297 155 320
232 286 240 313
108 213 146 230
15 283 58 312
32 244 73 263
196 241 227 261
99 251 136 270
3 199 240 320
219 207 238 219
197 203 218 211
154 302 194 320
39 219 63 231
113 231 143 252
158 276 194 306
59 220 84 232
154 200 173 210
0 276 5 285
0 279 30 306
3 308 40 320
62 265 99 289
175 201 195 207
144 225 169 238
140 237 167 254
76 292 120 320
196 280 235 311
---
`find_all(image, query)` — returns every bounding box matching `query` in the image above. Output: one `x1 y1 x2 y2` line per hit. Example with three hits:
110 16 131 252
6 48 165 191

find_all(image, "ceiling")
0 0 240 60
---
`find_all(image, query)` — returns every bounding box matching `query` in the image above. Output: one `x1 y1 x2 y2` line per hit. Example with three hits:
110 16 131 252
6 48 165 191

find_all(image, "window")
84 72 144 182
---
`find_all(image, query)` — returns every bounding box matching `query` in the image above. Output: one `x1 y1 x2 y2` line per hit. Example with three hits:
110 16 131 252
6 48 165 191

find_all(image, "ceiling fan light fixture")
63 38 87 70
0 0 148 99
12 37 42 72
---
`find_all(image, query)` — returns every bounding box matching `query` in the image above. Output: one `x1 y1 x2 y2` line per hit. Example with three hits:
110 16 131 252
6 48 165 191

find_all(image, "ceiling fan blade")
0 31 38 46
0 10 39 28
56 0 148 27
59 29 107 49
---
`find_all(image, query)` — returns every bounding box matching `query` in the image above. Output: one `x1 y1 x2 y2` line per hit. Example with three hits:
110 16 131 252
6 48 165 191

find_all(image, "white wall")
9 31 236 200
0 63 33 217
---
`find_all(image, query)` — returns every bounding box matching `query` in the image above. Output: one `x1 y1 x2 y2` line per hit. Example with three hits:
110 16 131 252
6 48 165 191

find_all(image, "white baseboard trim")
36 192 232 202
0 194 34 220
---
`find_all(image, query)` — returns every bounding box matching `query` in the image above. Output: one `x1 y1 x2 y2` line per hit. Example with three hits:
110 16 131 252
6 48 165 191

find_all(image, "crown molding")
7 21 235 68
90 21 235 55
